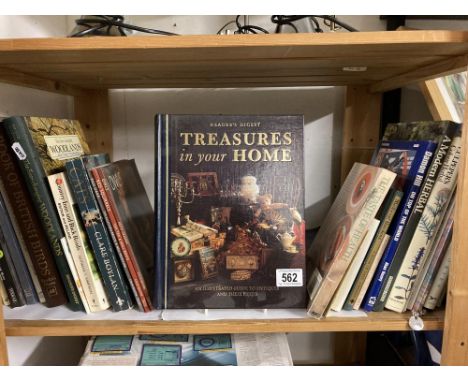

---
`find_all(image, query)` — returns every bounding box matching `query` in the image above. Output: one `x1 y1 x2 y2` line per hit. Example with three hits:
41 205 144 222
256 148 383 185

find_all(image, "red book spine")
91 168 151 312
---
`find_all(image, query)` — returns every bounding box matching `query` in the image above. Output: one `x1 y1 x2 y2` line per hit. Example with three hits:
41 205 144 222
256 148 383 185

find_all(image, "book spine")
2 117 83 311
0 229 26 307
0 126 67 307
307 170 395 318
48 172 110 312
154 114 166 309
385 136 461 312
91 167 150 312
0 192 37 304
424 243 452 310
353 234 391 310
364 146 438 312
344 190 402 310
408 194 455 312
66 159 133 311
330 218 380 312
0 276 10 306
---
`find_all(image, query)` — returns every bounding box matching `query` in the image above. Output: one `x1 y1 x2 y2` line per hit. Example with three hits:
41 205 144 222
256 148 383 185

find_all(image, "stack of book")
0 116 154 313
307 120 461 319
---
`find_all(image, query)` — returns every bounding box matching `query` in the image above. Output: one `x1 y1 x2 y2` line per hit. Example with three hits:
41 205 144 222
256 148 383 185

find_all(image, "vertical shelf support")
341 86 382 182
73 90 113 157
0 306 8 365
441 67 468 365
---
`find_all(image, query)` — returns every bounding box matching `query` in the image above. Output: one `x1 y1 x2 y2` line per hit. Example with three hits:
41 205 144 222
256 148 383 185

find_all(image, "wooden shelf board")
4 310 445 337
0 31 467 92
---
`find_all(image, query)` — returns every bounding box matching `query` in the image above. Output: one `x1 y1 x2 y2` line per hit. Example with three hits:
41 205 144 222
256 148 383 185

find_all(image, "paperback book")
155 114 306 309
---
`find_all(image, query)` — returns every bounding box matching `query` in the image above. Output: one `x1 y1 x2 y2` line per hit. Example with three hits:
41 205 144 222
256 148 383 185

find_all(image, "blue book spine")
0 192 38 304
363 141 437 311
65 157 133 311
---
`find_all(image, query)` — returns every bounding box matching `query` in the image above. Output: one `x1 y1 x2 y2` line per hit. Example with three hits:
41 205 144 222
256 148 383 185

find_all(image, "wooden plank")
4 310 445 337
420 79 453 121
441 68 468 365
370 54 468 93
73 90 113 157
0 305 8 365
0 66 87 96
341 86 381 181
334 332 367 365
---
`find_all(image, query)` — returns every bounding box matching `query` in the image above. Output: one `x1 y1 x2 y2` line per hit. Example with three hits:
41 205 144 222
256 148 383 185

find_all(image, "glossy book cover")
155 114 306 309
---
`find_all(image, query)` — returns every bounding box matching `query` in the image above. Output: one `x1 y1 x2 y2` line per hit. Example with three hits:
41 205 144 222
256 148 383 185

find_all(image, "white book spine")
385 136 461 313
48 172 110 312
424 243 452 310
353 234 391 310
330 218 380 312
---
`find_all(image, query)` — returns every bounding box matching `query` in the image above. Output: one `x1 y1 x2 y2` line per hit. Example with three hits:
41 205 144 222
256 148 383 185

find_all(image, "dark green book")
2 116 91 311
65 154 133 311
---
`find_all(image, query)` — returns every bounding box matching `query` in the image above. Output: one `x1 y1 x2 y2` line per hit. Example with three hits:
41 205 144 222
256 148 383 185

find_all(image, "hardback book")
0 123 66 307
0 191 38 304
48 172 110 312
343 189 403 310
364 139 438 311
0 231 25 307
411 194 454 314
2 117 90 311
91 160 154 312
66 155 133 312
155 114 306 309
329 218 380 312
424 243 452 310
307 163 396 318
384 130 461 313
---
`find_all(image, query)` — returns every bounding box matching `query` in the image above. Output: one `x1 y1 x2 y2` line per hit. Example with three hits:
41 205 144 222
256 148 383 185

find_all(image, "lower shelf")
4 309 445 336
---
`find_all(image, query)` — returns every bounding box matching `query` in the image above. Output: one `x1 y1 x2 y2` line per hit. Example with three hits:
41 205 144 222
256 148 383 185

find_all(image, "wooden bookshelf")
0 30 467 365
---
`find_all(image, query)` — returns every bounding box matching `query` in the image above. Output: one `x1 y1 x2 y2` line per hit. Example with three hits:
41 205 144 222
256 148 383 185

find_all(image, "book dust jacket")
155 115 306 309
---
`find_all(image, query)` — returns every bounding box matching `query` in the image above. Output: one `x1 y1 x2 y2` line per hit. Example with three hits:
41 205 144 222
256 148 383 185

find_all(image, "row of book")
307 120 461 319
0 117 154 313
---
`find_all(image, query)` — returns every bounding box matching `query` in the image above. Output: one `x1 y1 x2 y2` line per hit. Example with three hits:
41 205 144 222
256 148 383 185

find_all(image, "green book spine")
3 117 84 311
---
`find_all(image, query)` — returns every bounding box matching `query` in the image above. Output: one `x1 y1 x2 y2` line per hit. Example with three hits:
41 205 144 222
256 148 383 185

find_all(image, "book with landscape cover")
155 114 306 309
2 116 91 311
66 155 133 312
91 160 154 312
306 163 396 318
0 123 66 308
364 133 448 311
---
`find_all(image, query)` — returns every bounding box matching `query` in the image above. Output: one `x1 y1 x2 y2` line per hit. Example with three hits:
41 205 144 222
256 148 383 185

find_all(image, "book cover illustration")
156 114 306 309
306 163 396 318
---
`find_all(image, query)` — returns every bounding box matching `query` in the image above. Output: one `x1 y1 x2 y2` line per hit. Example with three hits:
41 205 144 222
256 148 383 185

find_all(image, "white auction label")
11 142 27 160
276 269 303 287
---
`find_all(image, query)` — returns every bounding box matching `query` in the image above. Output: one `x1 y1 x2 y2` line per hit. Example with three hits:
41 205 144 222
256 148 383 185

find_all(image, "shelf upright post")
441 68 468 365
334 85 382 365
73 89 113 158
0 305 8 365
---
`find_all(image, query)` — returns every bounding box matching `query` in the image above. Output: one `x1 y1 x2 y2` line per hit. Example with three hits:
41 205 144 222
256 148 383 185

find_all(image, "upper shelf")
0 30 467 95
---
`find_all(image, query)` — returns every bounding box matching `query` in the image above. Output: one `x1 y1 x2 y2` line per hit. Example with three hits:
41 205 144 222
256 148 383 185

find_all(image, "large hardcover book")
48 172 111 312
343 189 402 310
384 130 461 312
0 192 37 304
0 124 66 307
65 155 133 312
424 243 452 310
155 114 306 309
307 163 396 318
91 160 154 312
2 116 91 311
364 138 441 311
